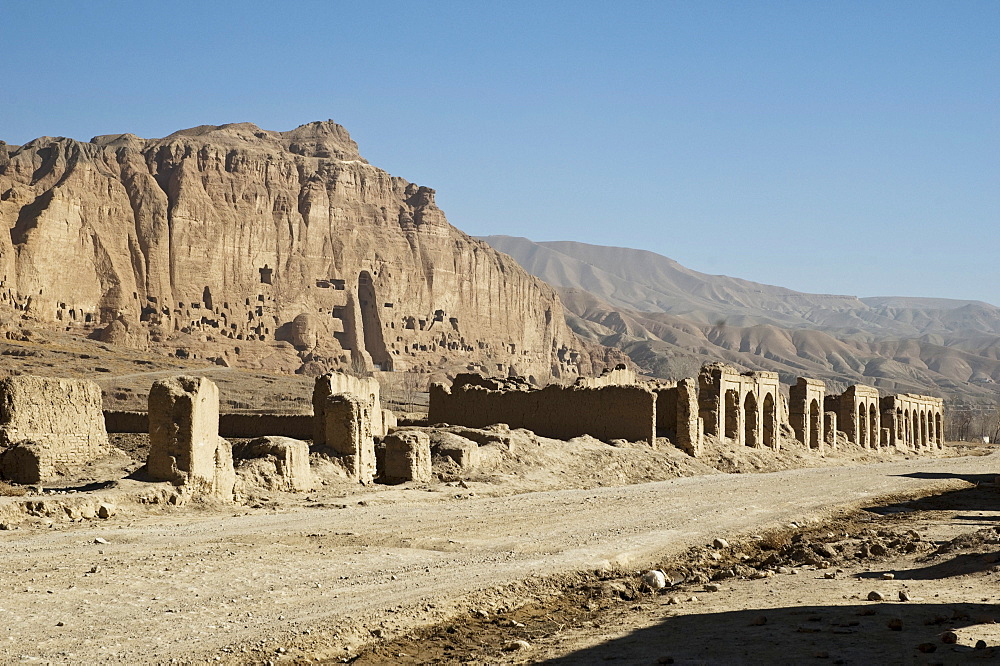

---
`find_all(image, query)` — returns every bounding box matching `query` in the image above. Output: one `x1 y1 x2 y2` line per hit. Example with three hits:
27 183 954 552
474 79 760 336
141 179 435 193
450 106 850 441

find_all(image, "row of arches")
891 407 943 449
723 389 778 449
856 402 881 448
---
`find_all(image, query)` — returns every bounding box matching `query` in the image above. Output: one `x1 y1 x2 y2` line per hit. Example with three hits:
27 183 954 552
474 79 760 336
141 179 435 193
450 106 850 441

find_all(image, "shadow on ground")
541 602 999 665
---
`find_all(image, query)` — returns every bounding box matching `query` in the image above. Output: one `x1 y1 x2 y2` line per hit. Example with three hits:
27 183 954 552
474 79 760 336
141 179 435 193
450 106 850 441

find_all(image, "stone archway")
744 392 759 448
809 399 821 449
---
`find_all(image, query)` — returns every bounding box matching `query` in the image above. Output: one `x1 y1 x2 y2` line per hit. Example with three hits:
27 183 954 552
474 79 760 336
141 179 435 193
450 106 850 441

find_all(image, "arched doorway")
935 412 942 447
912 411 919 449
809 399 821 449
920 410 927 448
744 392 759 448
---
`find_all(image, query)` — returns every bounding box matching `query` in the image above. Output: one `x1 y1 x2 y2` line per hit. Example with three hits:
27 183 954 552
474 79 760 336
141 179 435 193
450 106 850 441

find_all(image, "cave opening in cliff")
358 271 392 371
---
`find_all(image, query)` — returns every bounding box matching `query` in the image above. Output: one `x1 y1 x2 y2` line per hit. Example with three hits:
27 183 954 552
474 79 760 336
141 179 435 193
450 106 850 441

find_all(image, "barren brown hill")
0 123 611 382
481 236 1000 400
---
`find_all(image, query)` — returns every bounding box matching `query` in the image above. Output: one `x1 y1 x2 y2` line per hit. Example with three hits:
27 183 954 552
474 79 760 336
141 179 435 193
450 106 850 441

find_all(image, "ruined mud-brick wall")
0 122 590 379
104 410 150 434
575 364 639 388
0 376 108 481
674 378 702 456
429 382 656 446
106 410 313 440
654 382 679 434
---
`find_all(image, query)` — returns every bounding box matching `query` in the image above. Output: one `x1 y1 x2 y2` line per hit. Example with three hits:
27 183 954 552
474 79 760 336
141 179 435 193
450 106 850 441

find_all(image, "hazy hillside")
480 236 1000 400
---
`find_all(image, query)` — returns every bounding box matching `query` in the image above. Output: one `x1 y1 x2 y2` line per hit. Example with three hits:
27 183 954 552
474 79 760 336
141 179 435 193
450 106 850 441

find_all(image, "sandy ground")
1 447 996 665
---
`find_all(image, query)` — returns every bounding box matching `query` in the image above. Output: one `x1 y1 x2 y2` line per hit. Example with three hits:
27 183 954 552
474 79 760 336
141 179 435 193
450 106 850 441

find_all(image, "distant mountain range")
480 236 1000 401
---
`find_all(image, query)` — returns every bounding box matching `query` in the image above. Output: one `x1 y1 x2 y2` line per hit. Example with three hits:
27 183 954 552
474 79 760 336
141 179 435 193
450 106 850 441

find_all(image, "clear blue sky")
3 1 998 303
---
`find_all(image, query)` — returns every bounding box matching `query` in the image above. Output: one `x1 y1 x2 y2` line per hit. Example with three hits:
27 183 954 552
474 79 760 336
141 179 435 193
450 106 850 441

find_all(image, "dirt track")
1 452 994 664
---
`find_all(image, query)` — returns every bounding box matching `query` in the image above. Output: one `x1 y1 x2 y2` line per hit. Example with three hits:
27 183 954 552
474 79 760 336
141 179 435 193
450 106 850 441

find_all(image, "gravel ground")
0 450 995 664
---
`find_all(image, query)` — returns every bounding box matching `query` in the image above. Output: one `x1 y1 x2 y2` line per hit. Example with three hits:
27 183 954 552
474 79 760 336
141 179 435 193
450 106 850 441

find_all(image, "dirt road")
1 452 993 664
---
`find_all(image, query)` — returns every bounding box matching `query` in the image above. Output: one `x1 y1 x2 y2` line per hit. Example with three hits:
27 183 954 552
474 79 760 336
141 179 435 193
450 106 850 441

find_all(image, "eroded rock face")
0 122 592 378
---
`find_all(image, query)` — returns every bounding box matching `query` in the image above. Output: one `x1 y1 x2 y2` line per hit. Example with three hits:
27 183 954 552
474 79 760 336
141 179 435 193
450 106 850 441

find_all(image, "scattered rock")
823 572 837 579
97 503 116 519
94 537 108 545
917 643 937 653
942 631 958 644
503 640 531 652
976 640 988 650
898 590 911 602
712 538 730 549
665 596 681 605
881 572 894 580
704 583 720 593
887 618 903 631
641 570 667 590
867 591 885 601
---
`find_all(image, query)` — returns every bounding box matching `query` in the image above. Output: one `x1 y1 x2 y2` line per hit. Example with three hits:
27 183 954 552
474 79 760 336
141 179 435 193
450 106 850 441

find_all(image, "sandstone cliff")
0 122 596 380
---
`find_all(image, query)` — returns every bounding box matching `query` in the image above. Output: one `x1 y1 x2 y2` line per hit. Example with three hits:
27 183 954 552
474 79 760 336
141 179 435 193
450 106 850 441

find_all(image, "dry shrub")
0 480 27 496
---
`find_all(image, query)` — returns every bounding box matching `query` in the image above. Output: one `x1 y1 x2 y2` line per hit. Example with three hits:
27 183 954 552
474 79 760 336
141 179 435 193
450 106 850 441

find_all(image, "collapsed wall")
312 372 385 443
654 379 702 457
319 392 377 483
146 375 236 499
574 364 639 388
0 376 109 483
429 375 657 446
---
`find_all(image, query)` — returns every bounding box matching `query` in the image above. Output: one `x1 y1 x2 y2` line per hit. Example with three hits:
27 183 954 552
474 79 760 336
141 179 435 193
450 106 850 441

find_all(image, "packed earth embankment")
1 448 995 664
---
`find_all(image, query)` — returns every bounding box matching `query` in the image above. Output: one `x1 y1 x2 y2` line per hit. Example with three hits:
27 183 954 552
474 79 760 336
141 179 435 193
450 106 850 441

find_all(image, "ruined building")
698 363 781 450
428 363 945 458
881 393 945 450
0 376 109 484
789 377 826 450
825 385 882 448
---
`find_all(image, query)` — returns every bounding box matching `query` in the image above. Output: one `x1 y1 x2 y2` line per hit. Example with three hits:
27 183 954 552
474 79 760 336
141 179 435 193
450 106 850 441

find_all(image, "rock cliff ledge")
0 121 599 379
